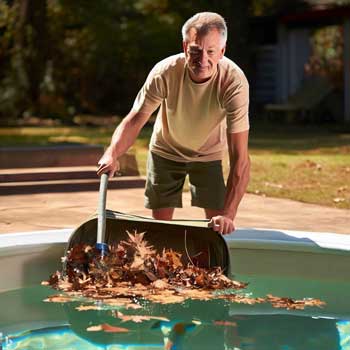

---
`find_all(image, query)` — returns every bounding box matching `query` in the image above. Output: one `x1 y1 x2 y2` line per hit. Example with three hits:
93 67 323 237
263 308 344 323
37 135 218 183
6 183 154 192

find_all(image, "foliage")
1 0 347 123
305 25 344 89
0 1 26 121
0 0 255 122
44 231 325 310
44 0 182 116
252 0 310 16
0 0 185 121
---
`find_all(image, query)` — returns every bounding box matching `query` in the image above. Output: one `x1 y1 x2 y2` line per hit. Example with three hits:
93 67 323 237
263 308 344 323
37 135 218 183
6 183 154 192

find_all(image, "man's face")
183 28 225 83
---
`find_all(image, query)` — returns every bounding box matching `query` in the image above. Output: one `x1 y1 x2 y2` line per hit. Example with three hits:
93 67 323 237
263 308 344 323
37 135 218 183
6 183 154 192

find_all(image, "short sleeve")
223 73 250 133
132 64 167 115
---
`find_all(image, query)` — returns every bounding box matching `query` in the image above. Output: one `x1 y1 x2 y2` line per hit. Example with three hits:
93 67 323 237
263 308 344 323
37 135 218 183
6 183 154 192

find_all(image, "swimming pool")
1 225 350 349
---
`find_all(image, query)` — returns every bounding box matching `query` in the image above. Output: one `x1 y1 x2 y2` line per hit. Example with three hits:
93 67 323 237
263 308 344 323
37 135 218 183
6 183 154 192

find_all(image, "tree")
15 0 48 115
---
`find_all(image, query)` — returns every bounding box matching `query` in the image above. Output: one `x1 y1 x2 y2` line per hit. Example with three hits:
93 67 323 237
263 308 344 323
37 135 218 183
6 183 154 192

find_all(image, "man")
97 12 250 235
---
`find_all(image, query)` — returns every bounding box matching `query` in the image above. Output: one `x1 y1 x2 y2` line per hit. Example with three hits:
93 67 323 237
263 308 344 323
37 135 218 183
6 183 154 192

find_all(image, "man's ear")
220 45 226 59
183 41 188 54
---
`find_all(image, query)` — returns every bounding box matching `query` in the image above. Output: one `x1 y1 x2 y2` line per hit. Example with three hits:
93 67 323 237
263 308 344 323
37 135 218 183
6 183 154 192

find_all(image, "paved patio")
1 186 349 234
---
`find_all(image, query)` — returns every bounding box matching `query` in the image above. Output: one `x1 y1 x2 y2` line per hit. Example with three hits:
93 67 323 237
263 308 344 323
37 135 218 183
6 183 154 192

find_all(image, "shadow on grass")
249 120 350 154
1 121 349 154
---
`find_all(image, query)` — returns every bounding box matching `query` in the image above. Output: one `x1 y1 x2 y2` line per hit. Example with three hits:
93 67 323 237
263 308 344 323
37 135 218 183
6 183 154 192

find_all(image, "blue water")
1 274 350 350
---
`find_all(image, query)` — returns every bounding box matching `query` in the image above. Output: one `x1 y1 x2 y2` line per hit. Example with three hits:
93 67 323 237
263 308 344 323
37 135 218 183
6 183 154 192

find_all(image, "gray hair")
181 12 227 47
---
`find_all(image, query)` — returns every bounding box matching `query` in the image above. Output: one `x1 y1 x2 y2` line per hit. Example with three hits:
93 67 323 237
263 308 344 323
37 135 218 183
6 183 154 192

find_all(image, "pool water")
1 274 350 350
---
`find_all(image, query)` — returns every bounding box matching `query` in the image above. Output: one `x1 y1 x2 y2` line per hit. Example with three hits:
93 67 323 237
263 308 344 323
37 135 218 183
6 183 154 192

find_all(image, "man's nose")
198 51 208 65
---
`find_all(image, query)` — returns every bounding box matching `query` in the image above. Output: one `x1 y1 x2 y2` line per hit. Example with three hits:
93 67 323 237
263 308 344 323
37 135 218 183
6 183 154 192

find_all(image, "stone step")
0 145 104 168
0 166 99 182
0 176 146 195
0 145 139 175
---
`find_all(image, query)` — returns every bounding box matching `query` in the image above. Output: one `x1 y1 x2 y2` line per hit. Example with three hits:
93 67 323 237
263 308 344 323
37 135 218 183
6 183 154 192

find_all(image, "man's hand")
97 151 120 178
209 215 235 235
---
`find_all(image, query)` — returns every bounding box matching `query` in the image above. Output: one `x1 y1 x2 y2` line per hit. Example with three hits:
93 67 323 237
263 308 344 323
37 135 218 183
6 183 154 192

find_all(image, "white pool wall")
1 227 349 292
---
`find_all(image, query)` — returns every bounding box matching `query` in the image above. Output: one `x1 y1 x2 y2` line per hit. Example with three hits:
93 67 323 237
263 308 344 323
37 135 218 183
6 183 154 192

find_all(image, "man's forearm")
107 111 149 159
223 155 250 220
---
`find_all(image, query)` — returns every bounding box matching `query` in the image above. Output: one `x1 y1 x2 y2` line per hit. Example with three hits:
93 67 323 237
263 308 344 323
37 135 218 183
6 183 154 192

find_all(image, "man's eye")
208 50 215 55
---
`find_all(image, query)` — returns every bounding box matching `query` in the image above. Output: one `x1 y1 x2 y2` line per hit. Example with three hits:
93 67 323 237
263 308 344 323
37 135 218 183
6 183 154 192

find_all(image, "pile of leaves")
45 231 247 303
43 231 325 309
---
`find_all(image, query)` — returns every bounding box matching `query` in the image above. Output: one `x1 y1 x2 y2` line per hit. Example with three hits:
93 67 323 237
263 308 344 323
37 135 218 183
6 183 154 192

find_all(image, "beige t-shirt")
132 53 249 162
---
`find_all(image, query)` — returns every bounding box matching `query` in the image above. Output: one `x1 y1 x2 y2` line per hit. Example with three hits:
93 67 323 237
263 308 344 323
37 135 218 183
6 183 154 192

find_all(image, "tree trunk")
222 0 253 79
15 0 48 116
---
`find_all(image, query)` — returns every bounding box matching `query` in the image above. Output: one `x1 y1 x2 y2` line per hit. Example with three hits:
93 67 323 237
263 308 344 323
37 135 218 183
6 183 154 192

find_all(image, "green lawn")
243 122 350 209
1 121 349 209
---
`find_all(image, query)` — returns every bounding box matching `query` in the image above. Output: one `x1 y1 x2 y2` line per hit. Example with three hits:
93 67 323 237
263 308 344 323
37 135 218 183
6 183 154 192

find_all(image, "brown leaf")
303 298 326 308
148 293 186 304
152 279 169 289
137 241 156 258
145 270 157 281
46 231 325 310
57 279 73 291
115 311 169 323
333 197 345 203
125 231 145 244
102 298 133 306
130 256 144 270
163 249 183 269
76 304 103 311
87 324 129 333
195 274 205 287
214 321 237 327
44 294 75 303
178 289 213 301
266 294 322 310
125 303 143 310
86 325 103 332
219 294 265 305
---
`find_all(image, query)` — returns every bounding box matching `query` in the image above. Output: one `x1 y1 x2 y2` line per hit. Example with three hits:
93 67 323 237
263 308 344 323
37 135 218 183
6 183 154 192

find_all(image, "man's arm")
210 130 250 234
97 109 151 177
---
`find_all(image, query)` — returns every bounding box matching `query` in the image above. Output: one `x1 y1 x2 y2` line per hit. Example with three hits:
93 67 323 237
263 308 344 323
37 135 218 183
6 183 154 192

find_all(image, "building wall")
277 26 312 102
251 45 277 104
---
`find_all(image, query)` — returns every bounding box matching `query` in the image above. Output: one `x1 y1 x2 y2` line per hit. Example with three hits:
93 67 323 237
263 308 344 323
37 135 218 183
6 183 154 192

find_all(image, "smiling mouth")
193 65 209 72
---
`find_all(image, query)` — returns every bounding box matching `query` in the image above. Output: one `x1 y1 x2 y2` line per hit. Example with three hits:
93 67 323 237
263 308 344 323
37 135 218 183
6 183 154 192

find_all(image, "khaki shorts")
145 152 226 210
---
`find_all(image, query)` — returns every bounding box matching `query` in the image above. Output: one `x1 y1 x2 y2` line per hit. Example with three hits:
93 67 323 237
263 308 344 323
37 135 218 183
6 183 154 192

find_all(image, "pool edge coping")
1 227 349 255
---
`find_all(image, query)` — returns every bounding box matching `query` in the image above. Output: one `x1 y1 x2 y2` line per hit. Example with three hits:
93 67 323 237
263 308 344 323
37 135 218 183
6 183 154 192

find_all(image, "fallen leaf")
76 305 103 311
101 323 130 333
337 186 348 193
152 279 169 289
173 323 186 334
87 324 129 333
333 197 345 203
214 320 237 327
115 311 169 323
148 293 186 304
302 298 326 308
264 182 283 189
219 294 265 305
45 231 326 310
266 294 324 310
87 325 103 332
178 289 213 300
125 303 143 310
44 295 75 303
